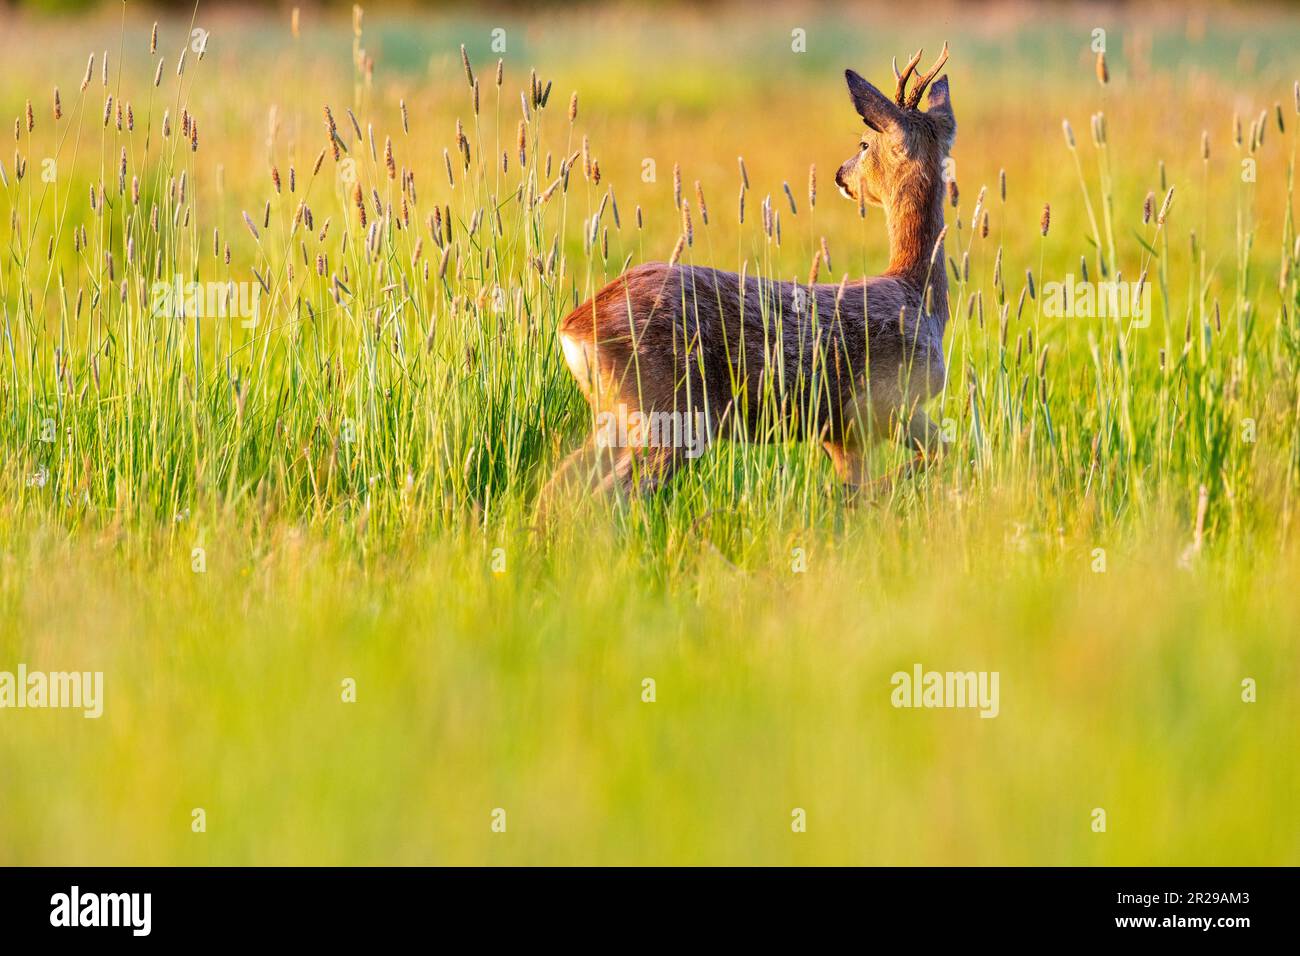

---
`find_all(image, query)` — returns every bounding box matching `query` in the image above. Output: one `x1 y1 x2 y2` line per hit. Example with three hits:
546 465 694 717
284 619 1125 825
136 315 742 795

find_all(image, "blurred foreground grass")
3 509 1297 865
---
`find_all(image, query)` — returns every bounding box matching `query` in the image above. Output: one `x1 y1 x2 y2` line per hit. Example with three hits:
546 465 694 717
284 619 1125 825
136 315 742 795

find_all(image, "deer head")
835 44 954 211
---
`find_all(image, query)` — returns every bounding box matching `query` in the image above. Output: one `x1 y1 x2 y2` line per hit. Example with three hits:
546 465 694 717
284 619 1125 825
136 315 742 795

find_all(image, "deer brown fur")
542 46 955 509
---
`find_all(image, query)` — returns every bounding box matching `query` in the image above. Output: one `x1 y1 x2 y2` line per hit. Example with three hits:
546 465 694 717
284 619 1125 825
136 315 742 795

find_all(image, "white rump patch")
559 332 595 393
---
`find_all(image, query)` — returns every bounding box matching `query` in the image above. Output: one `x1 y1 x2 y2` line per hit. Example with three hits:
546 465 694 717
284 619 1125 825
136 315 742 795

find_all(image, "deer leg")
606 387 715 498
601 407 714 498
598 444 685 498
547 406 711 509
822 440 870 495
536 434 621 523
870 410 945 498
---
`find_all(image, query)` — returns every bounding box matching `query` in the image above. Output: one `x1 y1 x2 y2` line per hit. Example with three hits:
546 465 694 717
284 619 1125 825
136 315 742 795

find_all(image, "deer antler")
904 42 949 110
892 48 924 107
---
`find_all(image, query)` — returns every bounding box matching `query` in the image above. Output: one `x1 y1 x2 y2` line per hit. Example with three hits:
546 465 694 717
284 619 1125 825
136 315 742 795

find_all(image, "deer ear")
926 75 955 142
845 69 899 132
926 76 953 120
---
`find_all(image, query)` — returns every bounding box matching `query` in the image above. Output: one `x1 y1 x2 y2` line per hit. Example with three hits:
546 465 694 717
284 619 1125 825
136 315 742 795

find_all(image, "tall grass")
1 4 1298 864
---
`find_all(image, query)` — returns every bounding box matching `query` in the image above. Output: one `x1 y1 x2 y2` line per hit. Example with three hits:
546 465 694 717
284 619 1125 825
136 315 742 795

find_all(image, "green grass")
1 3 1298 865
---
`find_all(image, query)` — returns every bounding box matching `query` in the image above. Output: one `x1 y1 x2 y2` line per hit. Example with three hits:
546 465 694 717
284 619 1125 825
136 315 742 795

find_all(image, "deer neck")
882 173 948 319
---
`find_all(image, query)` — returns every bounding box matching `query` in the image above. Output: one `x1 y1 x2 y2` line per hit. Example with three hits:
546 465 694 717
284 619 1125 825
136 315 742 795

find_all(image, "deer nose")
834 164 852 198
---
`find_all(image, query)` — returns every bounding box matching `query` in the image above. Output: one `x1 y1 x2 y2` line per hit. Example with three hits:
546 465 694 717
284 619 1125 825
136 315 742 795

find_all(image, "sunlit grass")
0 3 1298 865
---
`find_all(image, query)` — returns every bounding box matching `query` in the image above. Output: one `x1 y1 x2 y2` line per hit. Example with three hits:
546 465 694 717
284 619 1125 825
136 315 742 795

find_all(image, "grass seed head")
460 44 474 88
1157 186 1174 225
669 234 685 265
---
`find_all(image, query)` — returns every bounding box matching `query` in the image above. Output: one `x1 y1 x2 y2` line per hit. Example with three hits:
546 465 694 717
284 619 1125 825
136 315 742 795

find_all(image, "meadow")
1 1 1298 865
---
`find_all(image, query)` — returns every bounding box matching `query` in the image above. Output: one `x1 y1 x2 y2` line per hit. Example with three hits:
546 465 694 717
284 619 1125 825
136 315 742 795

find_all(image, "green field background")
1 2 1298 864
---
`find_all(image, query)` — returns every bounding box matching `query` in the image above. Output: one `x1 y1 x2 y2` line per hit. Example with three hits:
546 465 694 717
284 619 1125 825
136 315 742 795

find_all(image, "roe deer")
543 45 954 510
